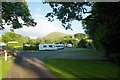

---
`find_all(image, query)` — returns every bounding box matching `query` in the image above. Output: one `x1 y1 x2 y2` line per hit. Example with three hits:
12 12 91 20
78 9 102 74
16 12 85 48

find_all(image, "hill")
45 32 73 40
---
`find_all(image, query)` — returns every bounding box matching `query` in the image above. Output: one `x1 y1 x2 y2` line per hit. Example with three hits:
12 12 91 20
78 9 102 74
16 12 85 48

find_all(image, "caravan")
55 44 64 50
38 44 58 50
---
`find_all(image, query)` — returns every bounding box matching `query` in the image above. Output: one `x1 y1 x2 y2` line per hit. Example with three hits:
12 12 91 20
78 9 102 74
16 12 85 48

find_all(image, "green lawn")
0 57 14 79
61 48 97 54
45 59 120 79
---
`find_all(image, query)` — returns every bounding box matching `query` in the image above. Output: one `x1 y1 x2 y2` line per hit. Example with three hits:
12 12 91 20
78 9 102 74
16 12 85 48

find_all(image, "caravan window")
43 45 47 47
49 45 53 47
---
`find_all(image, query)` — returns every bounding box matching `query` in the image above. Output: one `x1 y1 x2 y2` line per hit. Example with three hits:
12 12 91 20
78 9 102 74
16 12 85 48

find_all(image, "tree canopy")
45 2 91 30
82 3 120 53
1 1 36 30
2 32 28 44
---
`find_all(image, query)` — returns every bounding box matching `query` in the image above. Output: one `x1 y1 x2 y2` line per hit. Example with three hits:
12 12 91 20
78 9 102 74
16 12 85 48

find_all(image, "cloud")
13 14 70 38
0 25 11 37
0 14 84 39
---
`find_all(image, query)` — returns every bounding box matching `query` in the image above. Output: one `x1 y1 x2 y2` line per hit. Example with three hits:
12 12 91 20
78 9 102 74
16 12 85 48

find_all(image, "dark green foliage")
23 45 39 50
82 3 120 53
77 39 87 48
1 2 36 30
82 3 120 64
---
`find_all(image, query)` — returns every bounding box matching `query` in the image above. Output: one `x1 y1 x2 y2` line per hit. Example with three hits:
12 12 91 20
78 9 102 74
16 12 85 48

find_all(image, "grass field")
0 57 14 79
45 59 120 79
61 48 97 54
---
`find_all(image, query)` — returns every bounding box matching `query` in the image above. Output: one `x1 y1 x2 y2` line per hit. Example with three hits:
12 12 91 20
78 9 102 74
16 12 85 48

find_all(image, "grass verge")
0 56 14 79
44 59 120 79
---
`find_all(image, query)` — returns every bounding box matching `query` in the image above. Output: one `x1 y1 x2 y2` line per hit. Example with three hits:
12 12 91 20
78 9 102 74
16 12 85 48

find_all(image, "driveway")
5 55 56 78
4 48 107 78
19 48 106 60
4 50 59 78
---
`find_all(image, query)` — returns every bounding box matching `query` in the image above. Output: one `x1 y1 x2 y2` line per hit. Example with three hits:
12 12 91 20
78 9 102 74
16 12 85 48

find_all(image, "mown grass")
61 48 98 54
0 57 14 79
45 59 120 79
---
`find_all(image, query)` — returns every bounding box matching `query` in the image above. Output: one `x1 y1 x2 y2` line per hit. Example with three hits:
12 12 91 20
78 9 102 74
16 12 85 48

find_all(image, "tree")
2 32 28 44
45 2 91 30
1 1 36 30
28 39 36 46
74 33 88 40
77 39 87 48
82 3 120 64
71 38 79 47
82 3 120 53
36 38 45 45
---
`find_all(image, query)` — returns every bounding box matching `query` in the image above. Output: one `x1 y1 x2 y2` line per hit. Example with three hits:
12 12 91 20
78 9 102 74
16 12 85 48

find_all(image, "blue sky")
1 1 90 39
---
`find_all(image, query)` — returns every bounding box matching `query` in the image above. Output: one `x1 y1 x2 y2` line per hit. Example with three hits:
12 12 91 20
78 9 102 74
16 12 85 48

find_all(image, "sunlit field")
45 59 120 79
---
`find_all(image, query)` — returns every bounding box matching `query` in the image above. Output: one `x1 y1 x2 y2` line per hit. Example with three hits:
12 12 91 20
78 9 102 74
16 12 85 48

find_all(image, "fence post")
4 50 7 61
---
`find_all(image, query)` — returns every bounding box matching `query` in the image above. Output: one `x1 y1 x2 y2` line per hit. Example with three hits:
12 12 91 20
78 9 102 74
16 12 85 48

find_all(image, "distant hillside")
45 32 73 40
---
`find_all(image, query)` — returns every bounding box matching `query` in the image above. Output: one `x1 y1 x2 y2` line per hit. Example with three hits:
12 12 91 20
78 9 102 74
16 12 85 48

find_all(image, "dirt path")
4 55 56 78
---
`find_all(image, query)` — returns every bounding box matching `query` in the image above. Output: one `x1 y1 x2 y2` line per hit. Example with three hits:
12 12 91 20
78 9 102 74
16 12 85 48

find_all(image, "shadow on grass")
3 55 56 79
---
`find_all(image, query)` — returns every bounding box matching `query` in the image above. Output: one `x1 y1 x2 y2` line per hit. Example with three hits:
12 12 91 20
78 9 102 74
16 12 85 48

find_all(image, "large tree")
82 3 120 53
2 32 29 44
1 1 36 30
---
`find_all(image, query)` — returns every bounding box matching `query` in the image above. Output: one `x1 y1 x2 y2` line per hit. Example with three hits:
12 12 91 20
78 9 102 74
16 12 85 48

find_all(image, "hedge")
23 46 39 50
7 42 23 50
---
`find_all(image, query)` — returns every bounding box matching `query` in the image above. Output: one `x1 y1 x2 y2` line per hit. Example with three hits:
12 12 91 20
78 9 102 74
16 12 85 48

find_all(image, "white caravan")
38 44 58 50
55 44 64 50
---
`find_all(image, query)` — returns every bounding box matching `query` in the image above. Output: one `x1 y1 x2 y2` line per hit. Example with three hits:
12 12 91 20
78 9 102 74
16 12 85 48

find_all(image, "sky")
0 1 90 39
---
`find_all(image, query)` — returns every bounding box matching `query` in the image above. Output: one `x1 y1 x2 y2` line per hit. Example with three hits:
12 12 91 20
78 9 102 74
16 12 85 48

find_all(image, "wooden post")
4 50 7 61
